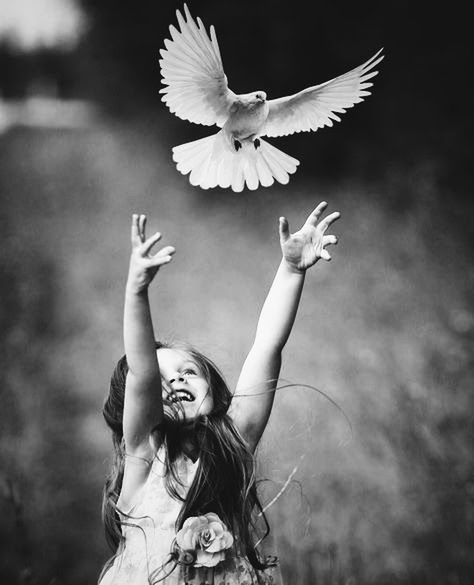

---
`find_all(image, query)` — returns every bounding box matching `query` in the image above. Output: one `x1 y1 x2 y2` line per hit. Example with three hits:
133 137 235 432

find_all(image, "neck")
164 415 205 462
182 440 199 462
179 425 200 461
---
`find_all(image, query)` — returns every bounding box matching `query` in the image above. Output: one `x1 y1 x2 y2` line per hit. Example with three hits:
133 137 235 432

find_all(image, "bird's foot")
253 138 261 150
233 139 242 152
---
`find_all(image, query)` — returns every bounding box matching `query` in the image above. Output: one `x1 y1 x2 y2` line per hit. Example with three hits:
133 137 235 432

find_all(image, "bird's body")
224 92 269 143
160 4 384 192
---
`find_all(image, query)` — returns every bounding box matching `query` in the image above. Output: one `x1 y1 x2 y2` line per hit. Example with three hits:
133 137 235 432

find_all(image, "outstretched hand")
279 202 340 272
127 214 176 293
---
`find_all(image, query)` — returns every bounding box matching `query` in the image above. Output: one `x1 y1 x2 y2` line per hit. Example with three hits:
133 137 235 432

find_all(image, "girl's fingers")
153 245 175 259
279 217 290 244
150 251 175 267
138 214 147 242
131 214 141 246
141 231 162 255
149 246 176 266
305 201 328 226
320 249 332 261
319 211 341 233
323 234 338 247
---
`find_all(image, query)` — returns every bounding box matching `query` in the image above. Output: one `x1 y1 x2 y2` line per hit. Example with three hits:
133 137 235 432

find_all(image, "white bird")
160 4 383 192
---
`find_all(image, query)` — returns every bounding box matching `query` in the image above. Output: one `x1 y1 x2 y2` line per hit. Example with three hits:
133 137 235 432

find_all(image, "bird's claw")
253 138 261 150
233 139 242 152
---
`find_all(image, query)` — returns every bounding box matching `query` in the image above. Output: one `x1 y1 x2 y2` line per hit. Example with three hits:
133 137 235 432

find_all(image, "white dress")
99 449 281 585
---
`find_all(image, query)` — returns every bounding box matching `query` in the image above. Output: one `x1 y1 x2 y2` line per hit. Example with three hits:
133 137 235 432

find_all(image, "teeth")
171 390 195 403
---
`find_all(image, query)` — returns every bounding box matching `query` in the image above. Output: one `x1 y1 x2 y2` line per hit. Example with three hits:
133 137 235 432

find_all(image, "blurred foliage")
0 43 79 99
0 131 106 583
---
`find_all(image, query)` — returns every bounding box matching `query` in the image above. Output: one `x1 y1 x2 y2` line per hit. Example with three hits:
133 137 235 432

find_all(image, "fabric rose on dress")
176 513 234 567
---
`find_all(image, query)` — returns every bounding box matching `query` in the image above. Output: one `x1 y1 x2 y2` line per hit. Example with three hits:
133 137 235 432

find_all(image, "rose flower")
176 513 234 567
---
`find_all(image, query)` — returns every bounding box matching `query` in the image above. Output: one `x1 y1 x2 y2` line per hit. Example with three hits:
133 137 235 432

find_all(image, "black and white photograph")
0 1 472 584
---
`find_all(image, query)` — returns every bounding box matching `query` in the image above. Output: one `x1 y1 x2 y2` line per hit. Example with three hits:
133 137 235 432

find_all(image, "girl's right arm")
118 215 175 511
122 214 175 459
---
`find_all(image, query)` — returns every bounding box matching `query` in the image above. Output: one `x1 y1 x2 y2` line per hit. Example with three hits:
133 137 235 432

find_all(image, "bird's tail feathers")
172 132 300 192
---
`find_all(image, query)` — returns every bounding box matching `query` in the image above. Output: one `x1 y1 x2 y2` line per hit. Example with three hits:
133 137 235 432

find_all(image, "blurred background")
1 0 472 583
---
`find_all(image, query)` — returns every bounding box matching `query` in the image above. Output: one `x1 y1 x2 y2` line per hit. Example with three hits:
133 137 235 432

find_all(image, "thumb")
279 217 290 244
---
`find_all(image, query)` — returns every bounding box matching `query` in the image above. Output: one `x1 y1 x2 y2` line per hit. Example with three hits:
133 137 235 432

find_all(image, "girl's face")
157 348 214 418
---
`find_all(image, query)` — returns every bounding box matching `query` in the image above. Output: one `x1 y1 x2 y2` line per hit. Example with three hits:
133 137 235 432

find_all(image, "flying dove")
160 4 383 192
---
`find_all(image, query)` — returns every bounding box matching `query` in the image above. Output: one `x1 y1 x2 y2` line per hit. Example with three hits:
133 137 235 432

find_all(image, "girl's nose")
169 373 185 384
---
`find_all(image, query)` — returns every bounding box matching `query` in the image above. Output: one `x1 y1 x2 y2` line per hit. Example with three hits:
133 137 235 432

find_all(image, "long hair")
101 341 271 575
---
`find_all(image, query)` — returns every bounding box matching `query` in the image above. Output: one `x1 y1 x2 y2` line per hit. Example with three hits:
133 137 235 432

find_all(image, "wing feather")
160 4 235 127
263 49 384 137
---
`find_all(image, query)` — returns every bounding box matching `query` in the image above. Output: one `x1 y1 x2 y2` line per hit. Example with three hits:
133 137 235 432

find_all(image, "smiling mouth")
170 390 195 403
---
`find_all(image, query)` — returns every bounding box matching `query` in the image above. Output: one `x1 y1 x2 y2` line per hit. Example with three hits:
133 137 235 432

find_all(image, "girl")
99 202 340 584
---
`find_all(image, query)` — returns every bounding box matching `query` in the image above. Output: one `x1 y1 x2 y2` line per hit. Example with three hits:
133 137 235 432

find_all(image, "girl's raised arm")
230 202 340 451
122 214 175 458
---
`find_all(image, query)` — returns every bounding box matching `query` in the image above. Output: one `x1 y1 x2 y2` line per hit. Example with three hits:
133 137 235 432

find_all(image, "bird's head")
239 91 267 107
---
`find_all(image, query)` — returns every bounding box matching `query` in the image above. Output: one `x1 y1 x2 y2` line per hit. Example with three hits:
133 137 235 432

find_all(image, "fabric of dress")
99 448 282 585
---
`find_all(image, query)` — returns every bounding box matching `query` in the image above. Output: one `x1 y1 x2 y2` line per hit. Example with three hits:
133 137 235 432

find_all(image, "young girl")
99 202 340 584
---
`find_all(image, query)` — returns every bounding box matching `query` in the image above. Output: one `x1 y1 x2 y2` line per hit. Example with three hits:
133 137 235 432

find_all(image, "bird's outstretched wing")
263 49 384 138
160 4 236 127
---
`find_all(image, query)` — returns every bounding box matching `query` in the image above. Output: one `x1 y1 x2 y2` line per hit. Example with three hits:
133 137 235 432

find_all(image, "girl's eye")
183 369 197 376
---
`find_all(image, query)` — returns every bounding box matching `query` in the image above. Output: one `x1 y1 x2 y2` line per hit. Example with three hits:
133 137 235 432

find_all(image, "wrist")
125 280 150 296
281 257 306 276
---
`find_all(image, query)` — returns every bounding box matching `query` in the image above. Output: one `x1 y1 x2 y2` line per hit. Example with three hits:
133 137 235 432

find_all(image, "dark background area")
1 1 472 584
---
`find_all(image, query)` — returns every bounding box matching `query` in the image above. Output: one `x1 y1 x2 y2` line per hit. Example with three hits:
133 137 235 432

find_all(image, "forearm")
253 259 305 351
232 260 303 449
124 285 159 378
232 204 339 449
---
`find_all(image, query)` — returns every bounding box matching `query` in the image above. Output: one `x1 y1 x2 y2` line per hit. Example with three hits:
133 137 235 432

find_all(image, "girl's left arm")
230 202 340 451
